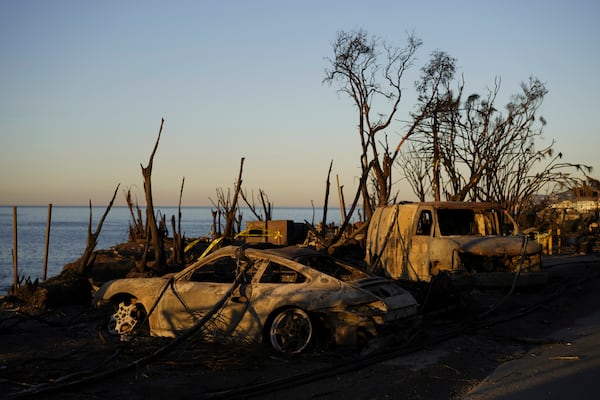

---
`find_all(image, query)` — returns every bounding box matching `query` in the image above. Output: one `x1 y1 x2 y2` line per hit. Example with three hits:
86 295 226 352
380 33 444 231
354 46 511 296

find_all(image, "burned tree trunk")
169 177 185 266
223 158 245 239
125 188 145 242
139 119 166 271
321 160 333 236
326 163 371 253
77 187 119 276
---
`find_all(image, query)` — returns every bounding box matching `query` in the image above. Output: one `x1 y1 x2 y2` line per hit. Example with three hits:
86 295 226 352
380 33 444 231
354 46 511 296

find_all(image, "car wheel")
108 299 145 339
268 307 313 354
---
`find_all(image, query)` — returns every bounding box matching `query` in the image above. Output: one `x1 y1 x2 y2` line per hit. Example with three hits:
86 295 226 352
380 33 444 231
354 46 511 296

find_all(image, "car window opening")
189 257 238 283
260 262 306 284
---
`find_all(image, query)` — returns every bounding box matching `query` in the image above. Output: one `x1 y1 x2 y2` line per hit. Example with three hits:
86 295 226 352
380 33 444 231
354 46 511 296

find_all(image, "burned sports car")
93 245 419 354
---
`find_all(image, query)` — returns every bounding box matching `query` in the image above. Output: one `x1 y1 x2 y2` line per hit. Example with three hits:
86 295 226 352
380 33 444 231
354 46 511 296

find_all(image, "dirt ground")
1 254 600 400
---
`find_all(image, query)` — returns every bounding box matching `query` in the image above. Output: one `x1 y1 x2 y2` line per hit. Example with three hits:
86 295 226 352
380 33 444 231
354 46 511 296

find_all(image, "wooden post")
12 206 19 289
43 203 52 281
321 160 333 236
336 174 347 223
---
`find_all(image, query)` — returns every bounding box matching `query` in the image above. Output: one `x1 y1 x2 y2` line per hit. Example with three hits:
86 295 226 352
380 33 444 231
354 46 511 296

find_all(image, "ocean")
0 205 343 293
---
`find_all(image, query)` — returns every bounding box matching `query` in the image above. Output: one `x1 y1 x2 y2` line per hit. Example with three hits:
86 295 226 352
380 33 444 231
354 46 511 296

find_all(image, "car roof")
186 245 326 270
255 245 324 259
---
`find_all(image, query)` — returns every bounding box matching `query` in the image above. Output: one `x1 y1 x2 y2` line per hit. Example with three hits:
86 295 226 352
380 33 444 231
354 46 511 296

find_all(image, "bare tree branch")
78 184 120 275
324 29 423 218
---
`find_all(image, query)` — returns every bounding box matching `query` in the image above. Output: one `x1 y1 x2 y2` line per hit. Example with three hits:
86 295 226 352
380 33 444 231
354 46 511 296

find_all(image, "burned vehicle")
364 202 545 286
93 246 419 354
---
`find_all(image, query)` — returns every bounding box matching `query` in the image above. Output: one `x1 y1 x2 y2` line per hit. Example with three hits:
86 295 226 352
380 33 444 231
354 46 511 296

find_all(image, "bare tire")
268 308 313 354
108 299 144 339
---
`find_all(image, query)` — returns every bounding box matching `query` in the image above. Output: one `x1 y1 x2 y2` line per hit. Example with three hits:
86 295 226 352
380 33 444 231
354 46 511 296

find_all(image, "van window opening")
438 208 500 236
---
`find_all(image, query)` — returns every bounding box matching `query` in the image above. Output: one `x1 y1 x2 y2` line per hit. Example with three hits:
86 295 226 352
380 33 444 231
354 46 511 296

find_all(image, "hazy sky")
1 0 598 207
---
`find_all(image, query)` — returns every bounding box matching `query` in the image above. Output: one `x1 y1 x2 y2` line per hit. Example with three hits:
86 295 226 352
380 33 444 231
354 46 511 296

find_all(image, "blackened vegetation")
222 157 245 240
125 189 145 242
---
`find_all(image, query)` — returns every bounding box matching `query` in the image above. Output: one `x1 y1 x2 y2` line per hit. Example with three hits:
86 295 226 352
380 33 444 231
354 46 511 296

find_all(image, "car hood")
344 276 418 310
449 235 542 257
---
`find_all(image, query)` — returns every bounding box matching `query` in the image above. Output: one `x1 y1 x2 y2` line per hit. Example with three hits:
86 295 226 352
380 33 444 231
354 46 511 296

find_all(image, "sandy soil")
1 254 599 400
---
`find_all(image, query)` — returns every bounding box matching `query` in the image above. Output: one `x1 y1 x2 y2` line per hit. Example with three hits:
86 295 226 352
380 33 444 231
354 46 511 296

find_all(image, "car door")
156 254 254 339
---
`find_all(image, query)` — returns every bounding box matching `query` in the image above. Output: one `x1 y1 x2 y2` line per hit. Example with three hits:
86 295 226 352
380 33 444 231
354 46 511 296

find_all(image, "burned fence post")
336 174 347 223
43 203 52 281
12 206 19 290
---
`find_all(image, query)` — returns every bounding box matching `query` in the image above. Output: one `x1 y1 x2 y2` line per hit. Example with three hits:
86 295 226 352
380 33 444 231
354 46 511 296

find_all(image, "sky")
1 0 599 207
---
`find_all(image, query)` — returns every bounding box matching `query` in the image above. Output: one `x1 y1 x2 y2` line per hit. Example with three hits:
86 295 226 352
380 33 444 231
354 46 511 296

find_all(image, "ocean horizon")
0 205 346 293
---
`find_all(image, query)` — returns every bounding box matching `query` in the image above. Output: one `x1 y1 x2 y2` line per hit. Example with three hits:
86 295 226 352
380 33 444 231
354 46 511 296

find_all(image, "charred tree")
402 68 592 220
210 209 221 238
324 29 423 218
321 160 333 236
221 158 245 240
125 188 145 242
309 162 372 252
241 188 273 221
208 158 267 246
169 177 186 266
139 119 166 271
76 186 120 276
326 164 371 253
